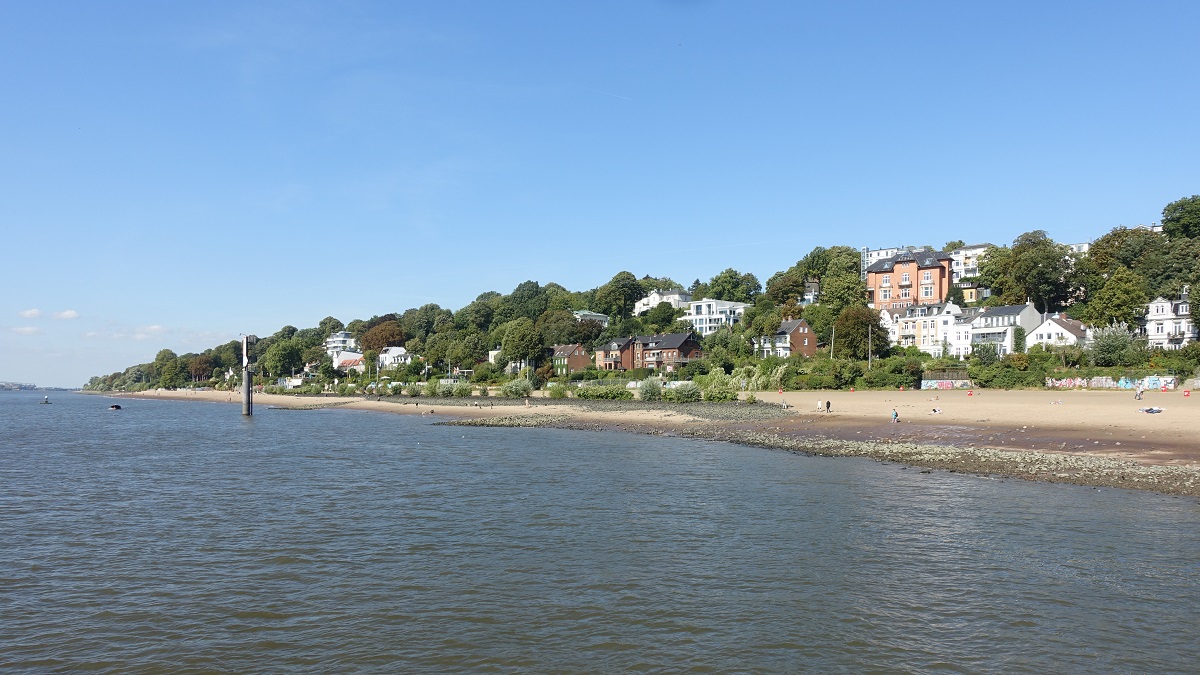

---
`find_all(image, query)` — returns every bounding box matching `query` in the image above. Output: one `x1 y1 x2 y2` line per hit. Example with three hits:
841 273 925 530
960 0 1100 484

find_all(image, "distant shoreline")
104 388 1200 497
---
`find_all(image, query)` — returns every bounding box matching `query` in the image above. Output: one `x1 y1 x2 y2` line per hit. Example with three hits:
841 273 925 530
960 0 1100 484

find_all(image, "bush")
424 381 439 397
452 382 473 397
404 384 422 397
663 381 702 402
547 383 569 399
575 384 634 400
638 377 663 402
477 384 490 397
744 392 757 404
501 378 534 398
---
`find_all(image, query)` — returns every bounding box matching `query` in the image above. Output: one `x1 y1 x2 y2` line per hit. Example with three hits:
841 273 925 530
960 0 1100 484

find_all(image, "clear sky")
3 0 1197 387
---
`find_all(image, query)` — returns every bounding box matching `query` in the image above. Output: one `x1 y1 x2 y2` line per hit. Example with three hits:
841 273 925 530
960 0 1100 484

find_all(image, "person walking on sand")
1135 384 1143 400
825 400 831 413
891 408 899 423
817 398 824 412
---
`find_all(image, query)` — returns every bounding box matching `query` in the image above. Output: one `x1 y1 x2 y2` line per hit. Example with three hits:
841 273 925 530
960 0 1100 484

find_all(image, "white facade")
683 298 751 336
333 350 366 373
325 331 358 358
1144 291 1196 350
896 303 962 357
572 310 610 328
969 302 1041 356
1027 315 1091 350
378 346 414 370
947 244 991 283
860 245 926 279
633 290 692 316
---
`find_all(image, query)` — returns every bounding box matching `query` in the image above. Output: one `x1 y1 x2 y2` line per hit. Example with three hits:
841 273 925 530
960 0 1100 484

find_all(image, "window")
902 273 911 284
881 288 891 300
901 288 911 299
923 271 932 282
922 286 933 298
882 274 891 287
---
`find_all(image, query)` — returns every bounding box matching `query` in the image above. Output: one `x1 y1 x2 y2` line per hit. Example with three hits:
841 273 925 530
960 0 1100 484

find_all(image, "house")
1144 288 1197 350
594 333 703 372
752 319 818 358
683 298 751 336
632 333 703 372
572 310 610 328
969 302 1041 356
378 346 414 370
859 245 927 279
947 243 992 282
333 351 366 373
802 280 820 305
551 343 591 376
955 281 990 305
896 302 962 357
633 290 692 316
865 250 953 311
1027 315 1091 350
325 331 358 358
594 338 634 371
946 308 983 359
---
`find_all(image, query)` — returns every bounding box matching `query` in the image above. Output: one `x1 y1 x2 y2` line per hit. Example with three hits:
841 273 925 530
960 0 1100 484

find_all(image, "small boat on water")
40 396 51 404
109 404 122 410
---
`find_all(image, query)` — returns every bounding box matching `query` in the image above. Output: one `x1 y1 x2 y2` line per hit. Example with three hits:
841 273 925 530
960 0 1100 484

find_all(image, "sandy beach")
105 387 1200 497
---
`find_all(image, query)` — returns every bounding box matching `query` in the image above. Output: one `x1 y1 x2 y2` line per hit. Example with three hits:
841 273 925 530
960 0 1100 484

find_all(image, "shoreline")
100 388 1200 497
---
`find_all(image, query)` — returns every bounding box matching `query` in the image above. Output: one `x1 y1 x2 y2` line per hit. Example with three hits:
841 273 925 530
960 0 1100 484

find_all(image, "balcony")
898 279 912 287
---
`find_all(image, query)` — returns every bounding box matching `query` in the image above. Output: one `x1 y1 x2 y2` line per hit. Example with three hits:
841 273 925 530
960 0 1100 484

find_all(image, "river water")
2 390 1198 672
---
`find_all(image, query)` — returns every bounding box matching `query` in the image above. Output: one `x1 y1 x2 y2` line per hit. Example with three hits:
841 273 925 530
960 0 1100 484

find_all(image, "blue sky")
3 0 1197 387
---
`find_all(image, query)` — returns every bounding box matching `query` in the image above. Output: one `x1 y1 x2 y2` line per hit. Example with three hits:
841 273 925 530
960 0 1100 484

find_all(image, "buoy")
900 385 904 391
967 390 973 397
1162 385 1168 393
1185 390 1191 398
850 387 855 392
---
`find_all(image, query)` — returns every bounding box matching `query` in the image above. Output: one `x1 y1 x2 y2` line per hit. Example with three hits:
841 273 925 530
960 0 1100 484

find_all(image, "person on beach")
1135 384 1144 400
825 400 831 413
891 408 899 423
817 398 824 412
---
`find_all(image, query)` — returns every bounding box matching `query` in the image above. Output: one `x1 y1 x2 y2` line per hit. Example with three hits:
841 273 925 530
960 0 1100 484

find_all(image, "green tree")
801 303 836 345
705 268 761 303
643 302 684 333
818 271 867 317
1009 230 1073 313
945 284 966 306
593 271 642 318
500 317 542 364
318 316 345 337
1090 323 1137 367
764 270 807 304
261 338 303 378
944 239 965 251
831 306 887 360
1083 266 1149 327
1162 195 1200 240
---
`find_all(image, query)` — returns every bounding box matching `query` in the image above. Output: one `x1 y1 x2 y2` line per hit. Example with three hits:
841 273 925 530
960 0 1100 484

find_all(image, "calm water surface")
2 390 1199 673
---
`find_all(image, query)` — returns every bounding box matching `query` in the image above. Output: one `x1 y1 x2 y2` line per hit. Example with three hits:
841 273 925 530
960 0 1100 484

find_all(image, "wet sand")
105 387 1200 497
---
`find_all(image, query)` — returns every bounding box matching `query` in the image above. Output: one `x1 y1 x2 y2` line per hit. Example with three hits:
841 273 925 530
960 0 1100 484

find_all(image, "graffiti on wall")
1044 375 1177 390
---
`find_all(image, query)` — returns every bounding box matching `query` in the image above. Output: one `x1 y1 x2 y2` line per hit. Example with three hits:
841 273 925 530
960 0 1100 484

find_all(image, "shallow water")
2 390 1199 672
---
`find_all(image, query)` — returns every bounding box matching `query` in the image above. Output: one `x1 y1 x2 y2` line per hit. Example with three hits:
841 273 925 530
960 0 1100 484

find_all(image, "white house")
896 302 962 357
325 331 358 358
969 302 1041 356
633 290 692 316
1144 289 1197 350
683 298 751 336
572 310 610 328
1027 315 1091 350
378 346 414 370
947 243 992 283
333 351 366 373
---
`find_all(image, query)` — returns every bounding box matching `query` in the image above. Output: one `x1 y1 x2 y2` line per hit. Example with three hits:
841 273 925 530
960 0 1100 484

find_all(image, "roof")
864 250 952 273
1045 316 1089 339
979 303 1033 317
634 332 697 349
598 337 632 352
777 318 809 335
551 343 585 358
